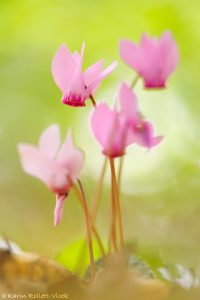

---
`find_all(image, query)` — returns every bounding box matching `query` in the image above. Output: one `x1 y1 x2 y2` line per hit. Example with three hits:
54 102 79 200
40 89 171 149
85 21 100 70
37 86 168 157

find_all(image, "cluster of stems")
75 75 143 279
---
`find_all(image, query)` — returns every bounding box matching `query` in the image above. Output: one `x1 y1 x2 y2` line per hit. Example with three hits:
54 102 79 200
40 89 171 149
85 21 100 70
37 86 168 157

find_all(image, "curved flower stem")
90 94 97 107
117 75 140 193
77 179 95 279
91 157 108 221
117 156 124 195
109 158 124 251
73 184 106 257
91 223 106 257
108 181 117 252
131 74 140 89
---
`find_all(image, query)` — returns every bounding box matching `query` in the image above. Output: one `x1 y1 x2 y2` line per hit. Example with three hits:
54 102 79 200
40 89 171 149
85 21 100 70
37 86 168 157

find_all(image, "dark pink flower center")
62 92 86 107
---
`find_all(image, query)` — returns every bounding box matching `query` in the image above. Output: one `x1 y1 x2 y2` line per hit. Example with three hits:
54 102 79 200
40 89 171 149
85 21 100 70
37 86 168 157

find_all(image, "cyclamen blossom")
52 43 117 107
18 125 84 226
119 31 179 88
119 84 162 148
91 83 162 158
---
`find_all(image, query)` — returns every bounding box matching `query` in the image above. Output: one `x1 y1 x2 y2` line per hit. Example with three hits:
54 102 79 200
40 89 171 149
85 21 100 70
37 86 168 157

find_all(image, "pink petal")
83 59 104 87
71 42 85 67
18 144 70 194
72 51 82 65
17 144 55 186
91 103 118 151
61 64 86 106
99 61 117 80
112 114 135 156
92 104 135 157
150 136 163 147
119 40 141 71
160 31 179 77
134 121 162 149
91 103 136 157
124 126 136 147
54 194 67 226
51 44 76 94
86 61 117 95
39 124 60 159
70 67 86 97
69 47 86 100
119 83 138 119
140 33 156 49
57 130 85 182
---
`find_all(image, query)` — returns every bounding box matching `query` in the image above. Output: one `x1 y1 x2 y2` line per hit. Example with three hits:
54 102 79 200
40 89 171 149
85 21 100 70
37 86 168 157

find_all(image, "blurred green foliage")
0 0 200 277
56 238 103 276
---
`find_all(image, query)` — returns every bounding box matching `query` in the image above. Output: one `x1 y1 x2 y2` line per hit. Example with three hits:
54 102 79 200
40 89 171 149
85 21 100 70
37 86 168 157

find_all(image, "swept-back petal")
18 144 55 186
160 31 179 77
51 44 76 93
39 124 60 159
71 42 85 68
99 61 117 79
119 83 138 119
150 136 163 147
70 67 86 97
83 59 104 87
54 194 67 226
91 104 135 157
140 33 156 50
18 143 70 194
140 33 160 75
86 61 117 95
57 130 84 182
119 40 141 71
72 51 82 65
134 121 162 149
91 103 118 151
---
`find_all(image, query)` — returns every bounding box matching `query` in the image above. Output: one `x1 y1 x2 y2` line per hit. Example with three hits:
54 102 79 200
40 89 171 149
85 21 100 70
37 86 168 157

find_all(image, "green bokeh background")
0 0 200 270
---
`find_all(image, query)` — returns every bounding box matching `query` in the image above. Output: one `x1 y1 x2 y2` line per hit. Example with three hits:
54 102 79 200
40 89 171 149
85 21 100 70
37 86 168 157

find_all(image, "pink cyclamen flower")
119 31 179 88
91 83 162 158
51 43 117 107
18 125 84 226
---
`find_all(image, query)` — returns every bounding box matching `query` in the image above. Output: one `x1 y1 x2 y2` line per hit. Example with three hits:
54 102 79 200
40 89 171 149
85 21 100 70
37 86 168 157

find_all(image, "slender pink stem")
90 94 97 107
131 74 140 89
76 179 95 279
109 158 124 251
117 156 124 195
73 185 106 257
91 157 108 221
108 179 117 252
